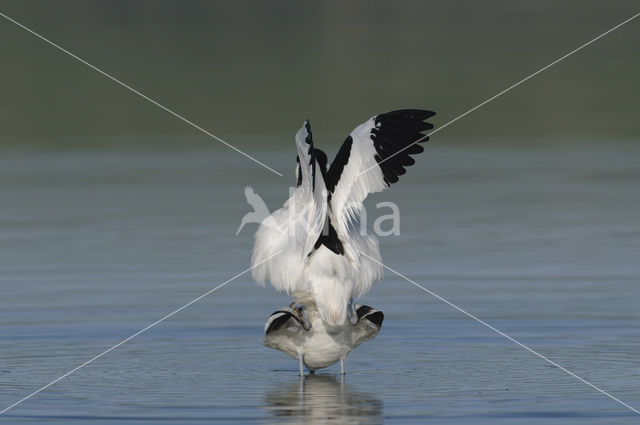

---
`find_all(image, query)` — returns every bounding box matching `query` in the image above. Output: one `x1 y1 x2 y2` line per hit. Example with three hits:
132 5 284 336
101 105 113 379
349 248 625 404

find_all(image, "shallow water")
1 143 639 424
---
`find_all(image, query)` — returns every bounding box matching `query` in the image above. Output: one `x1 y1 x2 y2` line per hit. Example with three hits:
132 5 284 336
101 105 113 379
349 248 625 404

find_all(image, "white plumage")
252 110 435 327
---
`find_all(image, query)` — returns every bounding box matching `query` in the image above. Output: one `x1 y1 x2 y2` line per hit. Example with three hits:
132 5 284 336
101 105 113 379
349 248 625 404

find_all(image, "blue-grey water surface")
1 142 639 424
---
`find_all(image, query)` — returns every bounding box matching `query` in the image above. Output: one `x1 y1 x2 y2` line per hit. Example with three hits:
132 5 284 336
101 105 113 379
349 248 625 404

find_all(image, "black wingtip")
366 311 384 328
379 109 436 121
304 120 313 150
356 305 373 318
356 305 384 328
265 311 293 334
370 108 435 187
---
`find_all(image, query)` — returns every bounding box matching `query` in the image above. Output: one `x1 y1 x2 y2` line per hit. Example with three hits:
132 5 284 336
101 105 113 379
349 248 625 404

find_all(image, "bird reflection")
264 374 383 425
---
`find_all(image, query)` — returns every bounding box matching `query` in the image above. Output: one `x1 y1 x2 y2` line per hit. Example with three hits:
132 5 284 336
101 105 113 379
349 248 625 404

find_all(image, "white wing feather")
253 110 434 326
251 121 327 295
328 118 386 265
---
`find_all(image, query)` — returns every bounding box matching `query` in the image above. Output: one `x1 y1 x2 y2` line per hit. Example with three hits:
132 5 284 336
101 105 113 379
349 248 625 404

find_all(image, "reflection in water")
264 374 383 425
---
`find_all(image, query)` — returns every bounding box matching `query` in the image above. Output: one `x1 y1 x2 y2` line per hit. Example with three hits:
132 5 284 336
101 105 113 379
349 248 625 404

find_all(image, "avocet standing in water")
251 109 435 374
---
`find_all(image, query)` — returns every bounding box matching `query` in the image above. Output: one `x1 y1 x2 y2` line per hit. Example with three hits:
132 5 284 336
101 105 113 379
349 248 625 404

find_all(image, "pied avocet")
252 109 435 374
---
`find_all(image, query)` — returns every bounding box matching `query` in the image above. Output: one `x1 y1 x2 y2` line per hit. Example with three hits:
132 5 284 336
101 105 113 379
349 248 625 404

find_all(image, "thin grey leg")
340 357 345 375
298 350 304 376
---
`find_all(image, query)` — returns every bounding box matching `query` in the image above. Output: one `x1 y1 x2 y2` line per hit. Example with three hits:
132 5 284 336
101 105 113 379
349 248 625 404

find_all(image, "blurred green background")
1 0 638 151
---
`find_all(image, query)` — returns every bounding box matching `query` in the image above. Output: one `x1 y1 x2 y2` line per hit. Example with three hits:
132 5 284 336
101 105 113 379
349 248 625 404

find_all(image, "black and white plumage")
264 301 384 375
252 109 435 328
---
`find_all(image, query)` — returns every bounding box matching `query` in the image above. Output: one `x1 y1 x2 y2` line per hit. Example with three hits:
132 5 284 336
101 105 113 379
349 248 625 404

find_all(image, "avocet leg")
298 350 304 376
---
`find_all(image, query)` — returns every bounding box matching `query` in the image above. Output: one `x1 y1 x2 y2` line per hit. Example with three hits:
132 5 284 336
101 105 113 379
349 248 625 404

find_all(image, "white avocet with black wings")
251 109 435 373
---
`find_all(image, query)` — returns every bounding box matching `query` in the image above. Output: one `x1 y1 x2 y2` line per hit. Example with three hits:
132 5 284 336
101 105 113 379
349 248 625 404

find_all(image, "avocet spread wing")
252 110 435 326
324 109 435 263
294 121 329 258
251 121 328 295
